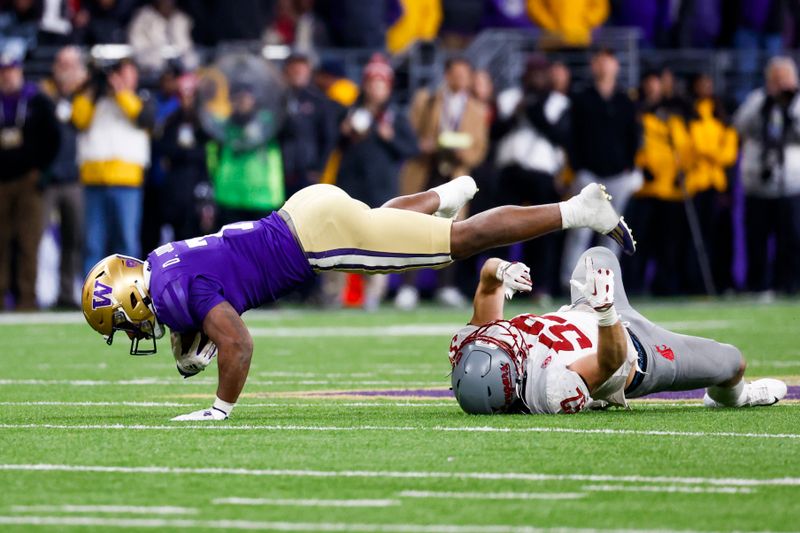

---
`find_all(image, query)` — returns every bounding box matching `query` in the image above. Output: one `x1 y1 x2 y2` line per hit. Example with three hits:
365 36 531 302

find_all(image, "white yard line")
0 401 455 408
10 505 197 515
0 515 728 533
1 463 799 487
212 497 399 507
398 490 585 501
248 324 461 337
0 378 444 387
656 320 734 330
748 360 800 368
0 423 797 440
0 313 85 325
247 320 735 338
0 401 190 407
583 484 754 495
0 309 302 325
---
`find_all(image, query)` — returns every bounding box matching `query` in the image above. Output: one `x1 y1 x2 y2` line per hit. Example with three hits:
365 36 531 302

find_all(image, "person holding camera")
336 55 418 210
734 56 800 295
73 55 154 275
493 54 571 301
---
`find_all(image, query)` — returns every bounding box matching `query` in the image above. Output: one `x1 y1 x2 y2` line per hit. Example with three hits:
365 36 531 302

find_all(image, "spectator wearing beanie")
329 54 418 310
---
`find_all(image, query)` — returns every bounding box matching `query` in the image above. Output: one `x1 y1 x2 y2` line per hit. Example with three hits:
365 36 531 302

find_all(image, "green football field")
1 299 799 532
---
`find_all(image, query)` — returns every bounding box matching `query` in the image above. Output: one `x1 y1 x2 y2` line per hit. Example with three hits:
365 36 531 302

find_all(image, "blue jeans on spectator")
83 186 143 275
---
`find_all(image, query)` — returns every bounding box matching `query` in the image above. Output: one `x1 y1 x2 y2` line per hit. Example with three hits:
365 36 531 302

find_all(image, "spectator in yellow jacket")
387 0 442 54
683 75 738 196
683 73 739 292
623 71 690 295
527 0 609 47
72 57 154 274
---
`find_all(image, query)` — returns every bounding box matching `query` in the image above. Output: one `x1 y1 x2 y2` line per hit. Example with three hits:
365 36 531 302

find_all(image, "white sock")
431 176 477 218
706 381 747 407
558 198 579 229
213 396 236 417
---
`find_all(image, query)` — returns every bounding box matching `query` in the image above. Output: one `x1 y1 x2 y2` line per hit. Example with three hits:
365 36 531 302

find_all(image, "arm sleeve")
35 96 62 170
114 90 144 121
71 93 95 130
527 0 558 30
455 101 489 169
718 126 739 167
527 364 591 414
188 276 228 329
585 0 610 27
733 89 765 137
380 113 420 160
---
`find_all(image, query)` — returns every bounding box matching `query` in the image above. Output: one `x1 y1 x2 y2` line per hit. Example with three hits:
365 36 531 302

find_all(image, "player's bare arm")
202 301 253 404
170 301 252 421
567 258 628 392
568 318 628 392
470 258 531 325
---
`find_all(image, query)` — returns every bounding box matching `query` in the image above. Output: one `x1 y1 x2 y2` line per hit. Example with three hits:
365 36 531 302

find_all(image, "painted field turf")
0 299 799 532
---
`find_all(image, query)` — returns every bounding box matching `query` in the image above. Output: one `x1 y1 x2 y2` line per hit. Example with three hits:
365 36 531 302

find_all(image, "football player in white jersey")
449 247 788 414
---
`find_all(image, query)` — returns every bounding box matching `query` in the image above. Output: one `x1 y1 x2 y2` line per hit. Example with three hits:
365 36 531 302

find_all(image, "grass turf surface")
0 299 799 532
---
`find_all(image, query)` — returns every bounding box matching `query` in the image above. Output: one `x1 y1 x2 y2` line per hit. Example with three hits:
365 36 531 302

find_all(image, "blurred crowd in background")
1 0 800 312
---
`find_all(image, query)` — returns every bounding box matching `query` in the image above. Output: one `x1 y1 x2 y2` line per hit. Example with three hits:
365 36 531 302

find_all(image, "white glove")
495 260 532 300
172 331 217 379
171 397 234 421
171 407 228 421
569 257 618 326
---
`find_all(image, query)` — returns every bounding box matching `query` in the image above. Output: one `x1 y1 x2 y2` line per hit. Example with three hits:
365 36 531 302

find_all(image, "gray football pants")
570 247 743 398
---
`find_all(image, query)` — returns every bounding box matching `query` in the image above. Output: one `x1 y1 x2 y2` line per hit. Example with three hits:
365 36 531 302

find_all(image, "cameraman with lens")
72 48 154 276
734 56 800 296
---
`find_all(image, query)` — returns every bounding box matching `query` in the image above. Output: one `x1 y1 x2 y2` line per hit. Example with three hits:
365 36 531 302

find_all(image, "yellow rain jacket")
72 90 149 187
683 99 738 195
635 108 690 201
387 0 443 54
527 0 609 47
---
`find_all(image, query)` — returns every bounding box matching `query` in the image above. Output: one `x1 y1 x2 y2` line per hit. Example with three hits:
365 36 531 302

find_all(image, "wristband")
495 260 512 282
213 396 236 417
595 305 619 327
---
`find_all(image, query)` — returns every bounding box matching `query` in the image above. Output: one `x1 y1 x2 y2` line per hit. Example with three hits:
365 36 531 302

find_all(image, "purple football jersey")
145 213 314 332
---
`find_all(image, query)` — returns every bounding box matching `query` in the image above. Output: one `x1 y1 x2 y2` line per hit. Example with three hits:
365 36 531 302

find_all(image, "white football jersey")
449 309 637 414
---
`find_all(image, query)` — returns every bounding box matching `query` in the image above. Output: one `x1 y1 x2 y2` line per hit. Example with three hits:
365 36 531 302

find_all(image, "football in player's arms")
449 247 787 414
82 177 635 421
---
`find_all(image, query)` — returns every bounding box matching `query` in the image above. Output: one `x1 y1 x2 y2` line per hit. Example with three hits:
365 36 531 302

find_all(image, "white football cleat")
433 175 478 218
563 183 636 255
703 378 787 408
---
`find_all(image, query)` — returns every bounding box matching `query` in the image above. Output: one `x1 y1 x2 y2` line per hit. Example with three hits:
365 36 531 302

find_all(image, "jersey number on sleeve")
185 222 256 248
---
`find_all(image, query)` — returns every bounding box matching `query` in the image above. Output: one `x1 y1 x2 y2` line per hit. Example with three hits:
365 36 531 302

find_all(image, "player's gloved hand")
171 332 217 379
570 257 619 326
495 260 532 300
171 397 234 421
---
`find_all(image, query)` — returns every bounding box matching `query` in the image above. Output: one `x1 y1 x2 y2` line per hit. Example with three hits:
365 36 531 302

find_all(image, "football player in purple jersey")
82 177 634 420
